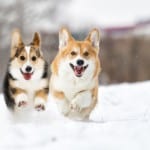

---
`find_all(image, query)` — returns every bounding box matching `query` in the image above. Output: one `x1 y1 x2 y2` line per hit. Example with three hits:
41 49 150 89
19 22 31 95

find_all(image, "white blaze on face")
70 56 86 66
59 47 95 79
25 46 30 55
69 47 86 66
21 46 33 73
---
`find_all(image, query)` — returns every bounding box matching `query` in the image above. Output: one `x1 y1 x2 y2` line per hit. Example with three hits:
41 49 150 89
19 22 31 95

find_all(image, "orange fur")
52 90 65 100
35 88 49 101
11 87 26 98
51 39 101 76
50 27 101 120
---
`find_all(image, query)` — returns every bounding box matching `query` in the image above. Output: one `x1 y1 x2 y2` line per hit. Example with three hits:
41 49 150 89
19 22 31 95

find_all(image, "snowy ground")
0 81 150 150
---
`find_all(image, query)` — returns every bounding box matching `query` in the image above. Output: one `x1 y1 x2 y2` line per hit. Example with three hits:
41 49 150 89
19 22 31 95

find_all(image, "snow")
0 81 150 150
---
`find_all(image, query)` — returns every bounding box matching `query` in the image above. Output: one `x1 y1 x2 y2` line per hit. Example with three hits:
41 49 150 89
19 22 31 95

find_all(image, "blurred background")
0 0 150 92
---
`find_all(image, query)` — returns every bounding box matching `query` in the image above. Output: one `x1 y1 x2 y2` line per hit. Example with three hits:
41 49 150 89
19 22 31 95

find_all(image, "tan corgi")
50 28 101 120
3 30 49 112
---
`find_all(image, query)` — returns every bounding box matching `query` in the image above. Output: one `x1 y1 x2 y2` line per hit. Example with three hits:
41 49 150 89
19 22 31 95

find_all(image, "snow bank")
0 81 150 150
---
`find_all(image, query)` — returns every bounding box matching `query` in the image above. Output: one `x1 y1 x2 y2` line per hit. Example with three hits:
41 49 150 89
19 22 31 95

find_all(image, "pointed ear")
11 29 24 58
11 29 23 48
85 28 100 50
32 32 40 47
59 27 73 50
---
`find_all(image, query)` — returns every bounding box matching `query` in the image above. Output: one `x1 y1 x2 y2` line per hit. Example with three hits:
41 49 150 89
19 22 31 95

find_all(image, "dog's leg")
70 90 92 112
34 88 48 111
12 88 28 109
52 90 70 116
80 87 98 119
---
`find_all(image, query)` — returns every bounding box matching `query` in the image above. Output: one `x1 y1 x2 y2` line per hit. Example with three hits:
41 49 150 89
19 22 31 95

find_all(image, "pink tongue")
23 73 32 80
74 66 83 74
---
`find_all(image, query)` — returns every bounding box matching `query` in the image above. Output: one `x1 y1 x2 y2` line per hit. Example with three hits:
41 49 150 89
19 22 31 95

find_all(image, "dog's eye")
20 56 25 61
32 56 37 61
83 52 89 57
71 51 77 56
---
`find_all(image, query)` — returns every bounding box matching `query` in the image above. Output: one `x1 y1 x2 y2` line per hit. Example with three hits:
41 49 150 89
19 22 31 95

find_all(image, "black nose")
77 59 84 66
25 66 32 72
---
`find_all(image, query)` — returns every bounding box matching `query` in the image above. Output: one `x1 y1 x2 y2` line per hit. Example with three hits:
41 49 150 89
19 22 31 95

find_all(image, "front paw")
70 102 81 112
35 104 45 111
15 94 28 109
17 100 28 108
34 98 46 111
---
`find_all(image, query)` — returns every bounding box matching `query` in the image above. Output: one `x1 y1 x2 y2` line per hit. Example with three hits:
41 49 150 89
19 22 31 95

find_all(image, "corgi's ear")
59 27 73 50
11 29 24 58
11 29 23 48
32 32 40 47
85 28 100 50
31 32 43 56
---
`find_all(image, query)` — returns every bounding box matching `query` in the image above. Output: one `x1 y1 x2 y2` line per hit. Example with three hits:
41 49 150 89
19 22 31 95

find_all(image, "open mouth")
70 63 88 77
20 69 34 80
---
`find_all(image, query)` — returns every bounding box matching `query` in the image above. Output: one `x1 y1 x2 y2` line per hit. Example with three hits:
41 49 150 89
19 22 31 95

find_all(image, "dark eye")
32 56 37 61
20 56 25 61
71 51 77 56
83 52 89 57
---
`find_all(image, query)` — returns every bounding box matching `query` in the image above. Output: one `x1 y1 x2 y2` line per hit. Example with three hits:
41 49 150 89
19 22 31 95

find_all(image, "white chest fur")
53 75 95 101
52 58 96 101
13 79 48 99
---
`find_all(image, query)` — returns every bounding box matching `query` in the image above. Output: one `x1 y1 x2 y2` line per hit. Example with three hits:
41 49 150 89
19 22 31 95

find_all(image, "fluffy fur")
3 30 49 112
50 28 101 120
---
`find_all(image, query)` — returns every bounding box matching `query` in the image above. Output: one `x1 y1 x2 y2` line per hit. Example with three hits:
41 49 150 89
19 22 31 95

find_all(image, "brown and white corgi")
3 30 49 112
50 28 101 120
